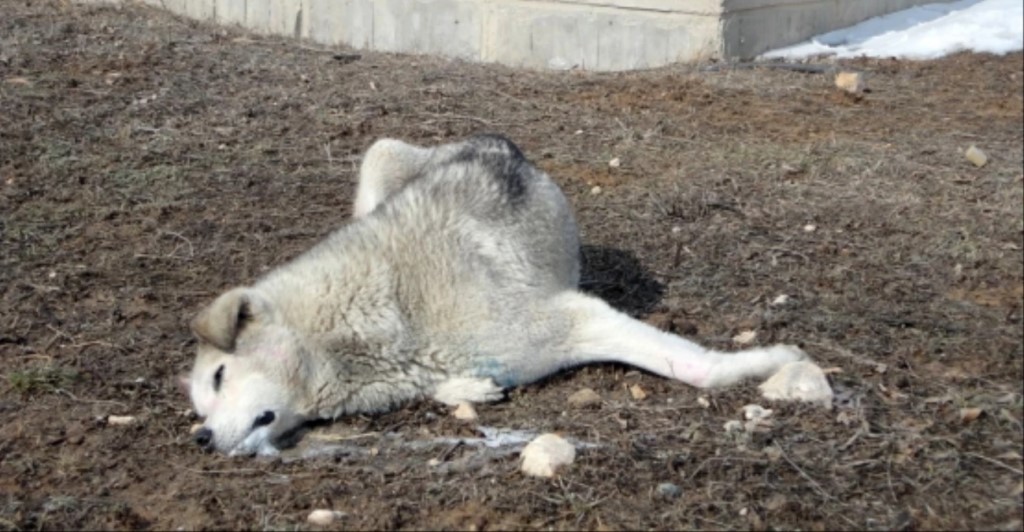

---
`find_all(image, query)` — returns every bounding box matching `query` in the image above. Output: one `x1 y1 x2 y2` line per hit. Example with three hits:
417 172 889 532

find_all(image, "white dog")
184 135 819 456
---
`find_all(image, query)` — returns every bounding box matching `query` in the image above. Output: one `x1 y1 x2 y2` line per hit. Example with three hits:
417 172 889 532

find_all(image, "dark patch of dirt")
2 1 1022 530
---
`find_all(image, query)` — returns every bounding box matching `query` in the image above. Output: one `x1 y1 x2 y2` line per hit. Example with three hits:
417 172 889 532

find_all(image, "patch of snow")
762 0 1023 60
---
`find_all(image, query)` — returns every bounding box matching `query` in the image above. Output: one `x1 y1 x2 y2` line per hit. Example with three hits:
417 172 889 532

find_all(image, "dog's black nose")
193 427 213 449
253 410 275 428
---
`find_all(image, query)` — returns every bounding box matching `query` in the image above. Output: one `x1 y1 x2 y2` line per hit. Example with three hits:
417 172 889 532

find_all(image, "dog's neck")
256 219 439 420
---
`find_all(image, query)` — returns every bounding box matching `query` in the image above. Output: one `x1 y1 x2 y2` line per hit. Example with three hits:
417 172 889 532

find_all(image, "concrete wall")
85 0 955 70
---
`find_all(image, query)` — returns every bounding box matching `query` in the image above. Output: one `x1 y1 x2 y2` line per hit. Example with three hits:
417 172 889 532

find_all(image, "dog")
183 134 815 456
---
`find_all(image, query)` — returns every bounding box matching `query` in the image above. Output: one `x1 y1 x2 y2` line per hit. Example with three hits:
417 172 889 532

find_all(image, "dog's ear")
190 287 271 351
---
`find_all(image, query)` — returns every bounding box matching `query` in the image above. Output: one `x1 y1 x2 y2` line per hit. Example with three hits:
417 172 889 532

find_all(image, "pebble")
567 388 602 408
742 404 773 421
307 509 345 526
834 71 867 95
656 482 682 499
965 145 988 167
732 330 757 345
106 415 137 426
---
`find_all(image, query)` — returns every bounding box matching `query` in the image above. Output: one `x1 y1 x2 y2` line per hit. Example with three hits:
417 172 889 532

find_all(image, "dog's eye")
213 364 224 392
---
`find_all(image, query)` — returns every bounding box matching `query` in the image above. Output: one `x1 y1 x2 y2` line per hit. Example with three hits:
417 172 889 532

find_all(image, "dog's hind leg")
553 291 806 389
353 139 434 218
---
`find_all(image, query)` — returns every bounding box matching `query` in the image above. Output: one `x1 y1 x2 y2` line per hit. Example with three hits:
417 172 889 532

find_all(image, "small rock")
770 294 790 306
742 404 773 420
656 482 682 499
629 384 648 401
452 402 477 421
697 396 710 408
520 433 576 478
189 423 203 434
834 71 866 95
959 407 984 424
723 420 744 434
107 415 137 426
763 445 783 462
567 388 602 408
590 185 602 195
732 330 757 346
574 129 583 135
427 458 442 467
803 224 817 233
608 157 621 168
307 509 345 526
965 145 988 167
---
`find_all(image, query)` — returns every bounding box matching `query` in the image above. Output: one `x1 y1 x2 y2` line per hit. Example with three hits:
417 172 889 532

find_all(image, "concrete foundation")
85 0 956 71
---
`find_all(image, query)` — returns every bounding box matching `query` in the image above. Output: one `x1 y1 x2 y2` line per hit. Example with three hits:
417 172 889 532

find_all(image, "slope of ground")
1 1 1022 530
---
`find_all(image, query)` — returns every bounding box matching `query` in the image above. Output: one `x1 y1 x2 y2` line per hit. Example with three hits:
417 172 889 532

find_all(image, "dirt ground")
1 1 1022 530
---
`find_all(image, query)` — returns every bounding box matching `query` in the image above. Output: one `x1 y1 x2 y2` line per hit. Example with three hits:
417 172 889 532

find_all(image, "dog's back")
379 134 580 291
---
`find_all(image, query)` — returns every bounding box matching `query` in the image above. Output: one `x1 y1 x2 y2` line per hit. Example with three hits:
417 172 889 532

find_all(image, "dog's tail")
554 291 806 388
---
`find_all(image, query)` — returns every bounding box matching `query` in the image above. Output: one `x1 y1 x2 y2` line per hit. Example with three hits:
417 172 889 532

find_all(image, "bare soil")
2 1 1022 530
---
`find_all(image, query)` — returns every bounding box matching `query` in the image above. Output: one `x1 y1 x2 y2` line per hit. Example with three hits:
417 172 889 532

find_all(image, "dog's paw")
432 377 505 406
766 344 809 364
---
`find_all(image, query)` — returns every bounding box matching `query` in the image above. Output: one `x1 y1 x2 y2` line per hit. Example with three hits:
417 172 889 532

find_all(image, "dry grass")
1 0 1021 530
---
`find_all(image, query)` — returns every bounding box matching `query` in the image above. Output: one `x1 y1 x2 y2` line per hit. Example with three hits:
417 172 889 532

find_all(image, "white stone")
520 433 575 478
307 509 345 526
759 361 834 408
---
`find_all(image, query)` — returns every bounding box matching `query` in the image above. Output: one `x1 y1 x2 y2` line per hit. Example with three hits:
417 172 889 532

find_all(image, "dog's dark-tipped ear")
190 287 270 351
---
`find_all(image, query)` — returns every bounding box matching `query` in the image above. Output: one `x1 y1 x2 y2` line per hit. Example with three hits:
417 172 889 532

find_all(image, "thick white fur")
185 135 813 456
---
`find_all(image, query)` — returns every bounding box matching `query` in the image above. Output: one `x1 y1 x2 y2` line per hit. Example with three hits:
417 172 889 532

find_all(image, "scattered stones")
770 294 790 306
306 509 345 526
697 396 710 408
520 433 575 478
656 482 682 499
590 185 603 195
629 384 648 401
452 402 478 421
567 388 602 408
608 157 621 168
965 145 988 167
803 223 817 233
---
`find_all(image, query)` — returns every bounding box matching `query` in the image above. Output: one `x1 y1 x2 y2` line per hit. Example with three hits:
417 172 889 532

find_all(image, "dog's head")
184 287 309 456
